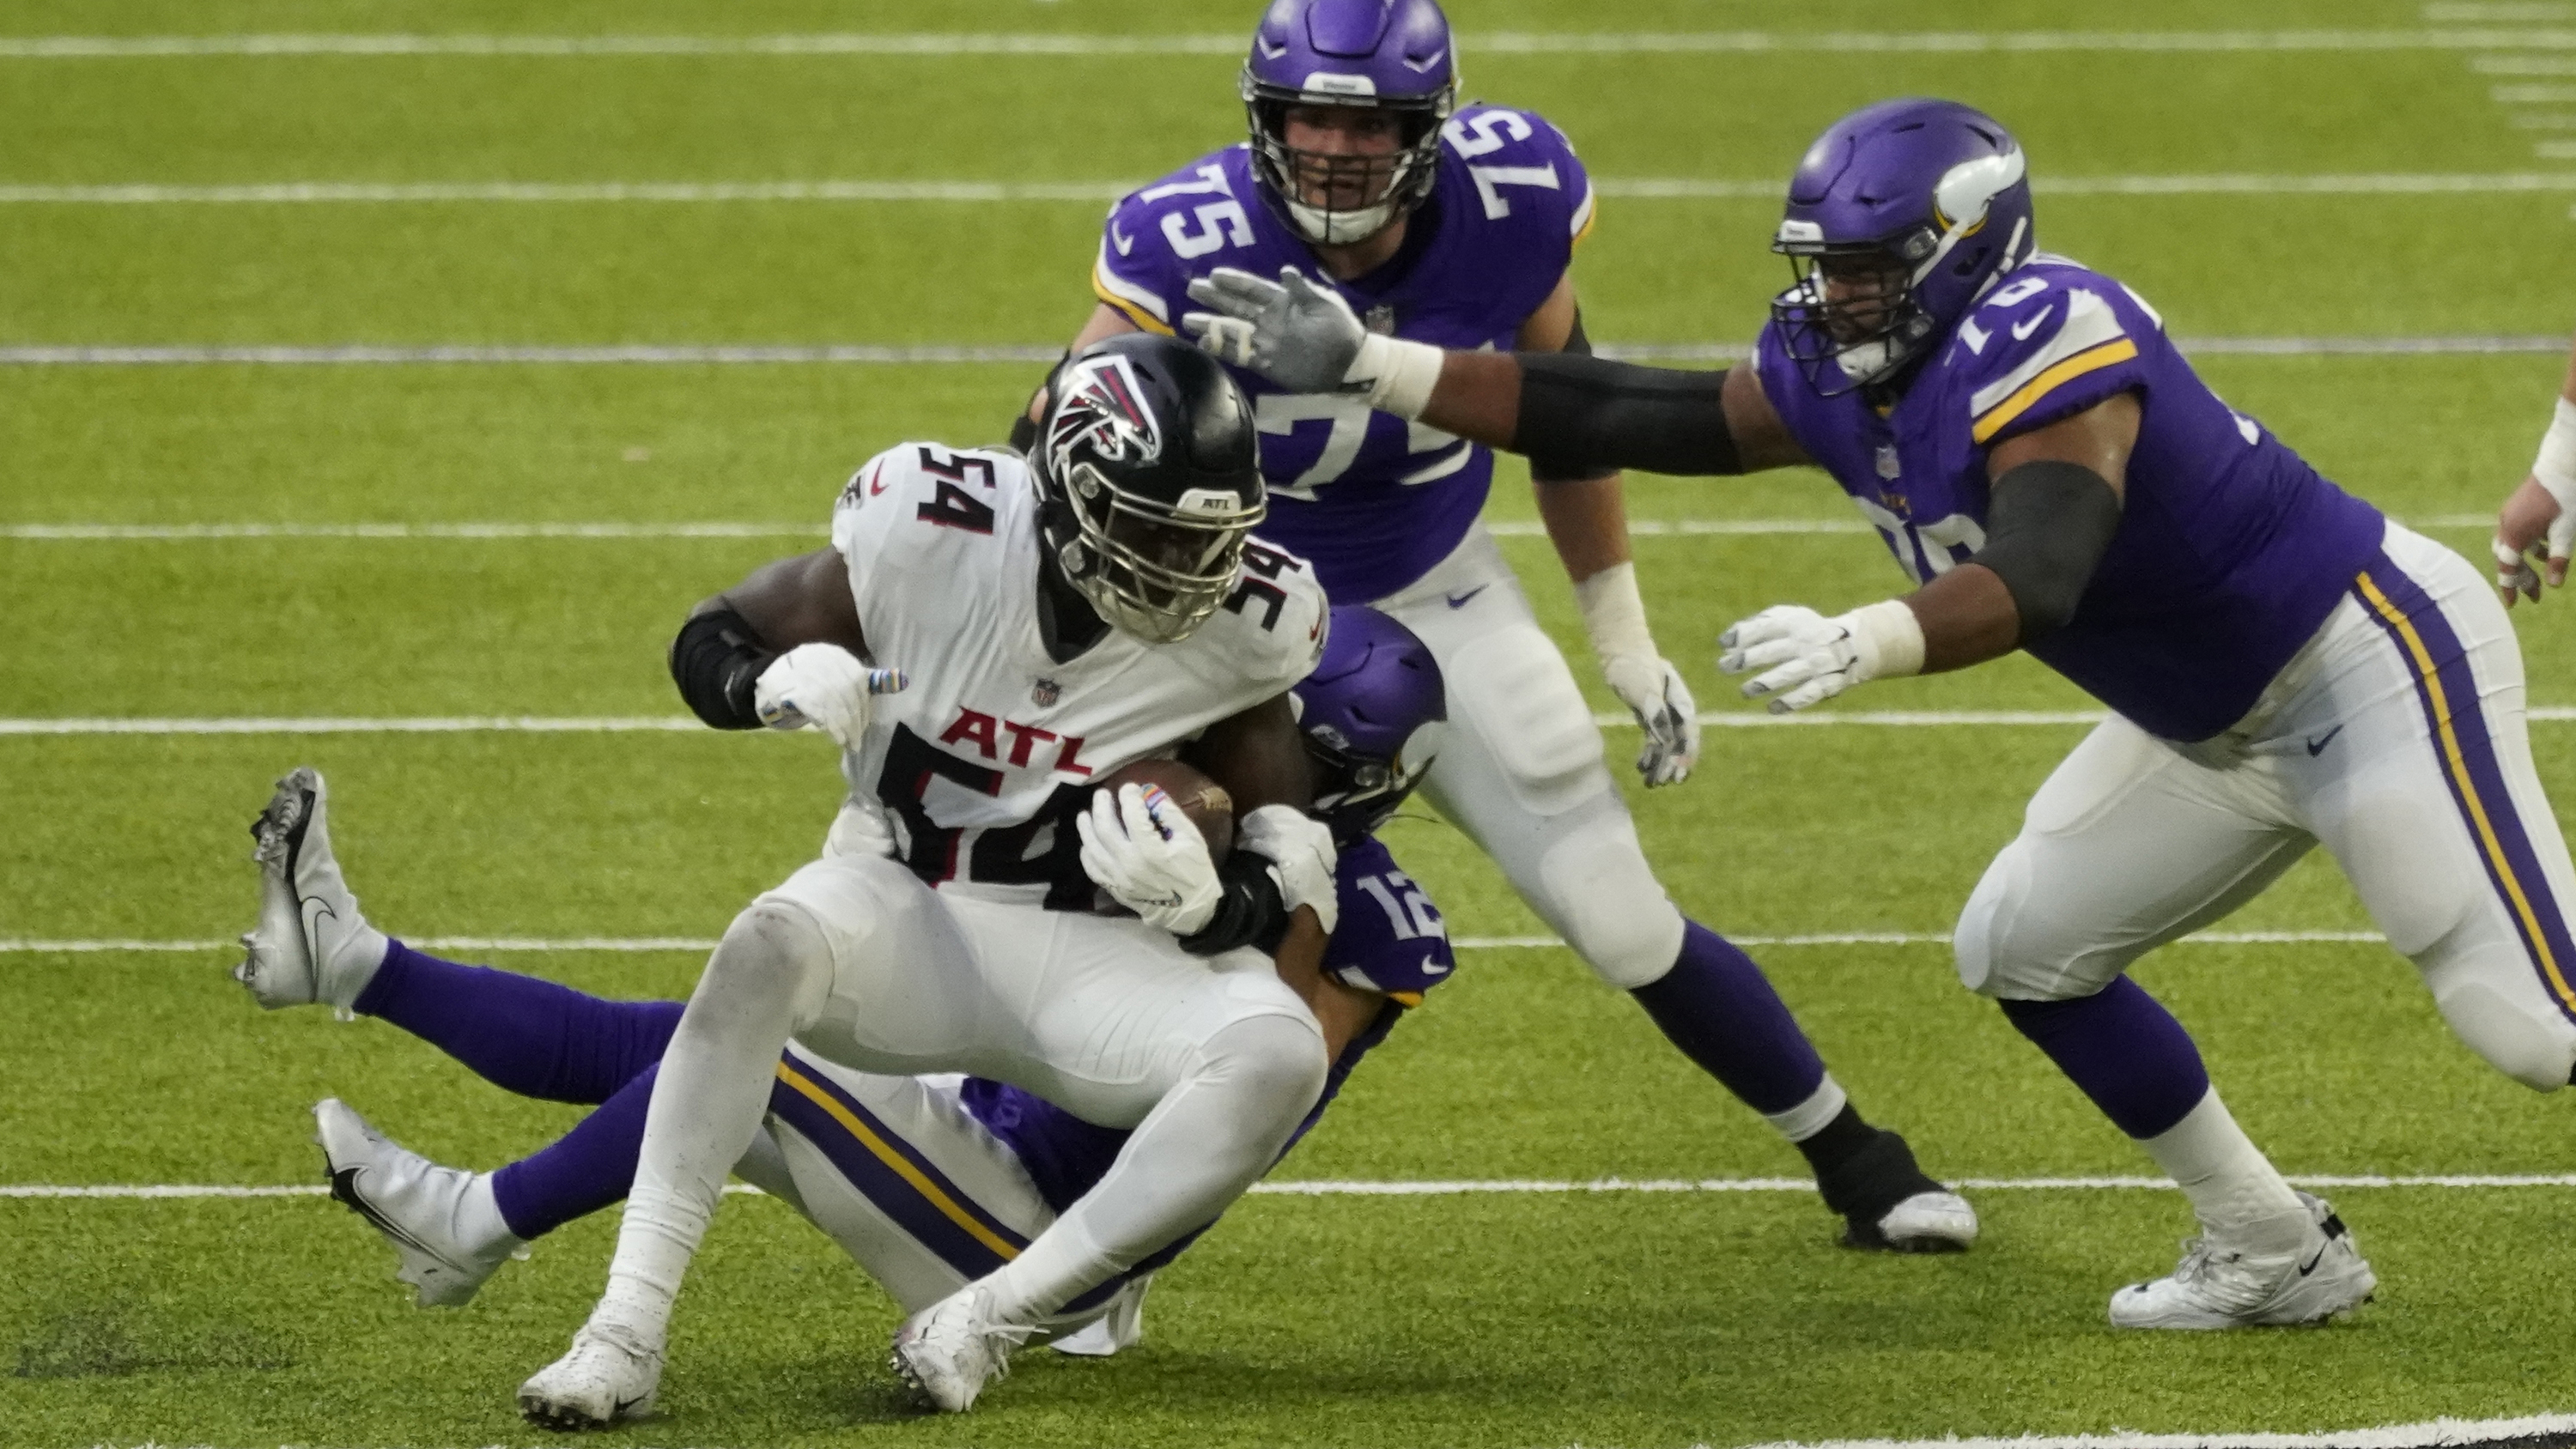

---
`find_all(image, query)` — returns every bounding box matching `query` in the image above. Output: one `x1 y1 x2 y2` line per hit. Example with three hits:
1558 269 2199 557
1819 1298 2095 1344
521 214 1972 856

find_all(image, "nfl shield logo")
1363 304 1396 336
1031 678 1060 707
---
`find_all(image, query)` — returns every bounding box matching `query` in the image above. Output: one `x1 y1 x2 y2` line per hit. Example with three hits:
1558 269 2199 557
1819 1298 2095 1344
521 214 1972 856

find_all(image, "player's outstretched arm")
1718 395 2136 712
1182 264 1809 476
667 548 902 745
2494 334 2576 606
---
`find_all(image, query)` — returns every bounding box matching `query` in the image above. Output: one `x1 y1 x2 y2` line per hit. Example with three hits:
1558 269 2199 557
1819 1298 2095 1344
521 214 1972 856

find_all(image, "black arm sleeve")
1176 851 1294 957
1971 459 2123 645
668 605 776 730
1528 306 1619 485
1515 353 1743 481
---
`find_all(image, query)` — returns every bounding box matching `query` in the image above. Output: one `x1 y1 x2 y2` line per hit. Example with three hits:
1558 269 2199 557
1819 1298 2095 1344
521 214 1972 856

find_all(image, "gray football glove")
1182 267 1368 396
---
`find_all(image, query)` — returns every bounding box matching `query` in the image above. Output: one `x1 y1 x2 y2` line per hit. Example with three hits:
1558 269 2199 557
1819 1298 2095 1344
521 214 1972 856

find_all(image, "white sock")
457 1173 522 1253
1765 1074 1849 1143
2138 1088 2306 1247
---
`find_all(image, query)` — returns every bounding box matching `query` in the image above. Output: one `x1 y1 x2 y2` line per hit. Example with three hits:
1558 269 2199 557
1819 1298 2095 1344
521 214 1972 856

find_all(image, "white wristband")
1351 333 1446 420
1572 561 1657 664
2535 397 2576 513
1837 598 1927 682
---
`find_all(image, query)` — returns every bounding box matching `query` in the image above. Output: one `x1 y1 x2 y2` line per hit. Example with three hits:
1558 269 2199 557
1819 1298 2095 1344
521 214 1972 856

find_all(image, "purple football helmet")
1291 605 1446 845
1241 0 1458 246
1770 98 2036 397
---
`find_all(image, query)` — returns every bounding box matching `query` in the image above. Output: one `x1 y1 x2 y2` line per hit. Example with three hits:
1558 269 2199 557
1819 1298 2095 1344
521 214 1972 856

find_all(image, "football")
1097 756 1236 864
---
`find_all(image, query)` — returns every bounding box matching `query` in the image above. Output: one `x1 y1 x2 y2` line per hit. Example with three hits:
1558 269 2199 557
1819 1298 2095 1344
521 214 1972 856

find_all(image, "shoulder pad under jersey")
1944 260 2157 449
1093 146 1263 336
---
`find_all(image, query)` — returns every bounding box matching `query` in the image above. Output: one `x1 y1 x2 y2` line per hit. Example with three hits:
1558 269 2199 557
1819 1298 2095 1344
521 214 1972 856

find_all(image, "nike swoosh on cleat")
611 1394 648 1417
2306 724 2345 756
1445 585 1487 609
2297 1244 2329 1276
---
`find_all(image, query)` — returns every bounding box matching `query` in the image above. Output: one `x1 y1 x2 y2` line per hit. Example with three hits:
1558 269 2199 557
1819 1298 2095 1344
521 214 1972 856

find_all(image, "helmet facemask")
1304 715 1445 842
1770 232 1942 398
1243 77 1452 246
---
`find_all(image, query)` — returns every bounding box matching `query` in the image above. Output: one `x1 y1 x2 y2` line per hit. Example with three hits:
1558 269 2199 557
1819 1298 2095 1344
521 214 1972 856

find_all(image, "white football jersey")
827 440 1328 909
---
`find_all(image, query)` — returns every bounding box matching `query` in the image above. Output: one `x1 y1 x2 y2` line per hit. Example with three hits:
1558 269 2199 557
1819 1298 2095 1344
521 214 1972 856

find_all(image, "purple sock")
1628 921 1828 1116
351 938 684 1104
489 1064 659 1240
2001 975 2211 1139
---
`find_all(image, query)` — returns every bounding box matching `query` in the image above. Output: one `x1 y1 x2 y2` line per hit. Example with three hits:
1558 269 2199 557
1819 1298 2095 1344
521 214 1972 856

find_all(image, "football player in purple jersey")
235 608 1463 1411
1188 94 2576 1330
1028 0 1975 1255
2492 330 2576 603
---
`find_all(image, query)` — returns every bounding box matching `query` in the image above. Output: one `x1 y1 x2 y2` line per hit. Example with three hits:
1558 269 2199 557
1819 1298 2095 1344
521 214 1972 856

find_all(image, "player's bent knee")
1538 814 1684 989
705 899 835 1026
2434 978 2576 1092
1953 841 2123 1001
1197 1010 1330 1131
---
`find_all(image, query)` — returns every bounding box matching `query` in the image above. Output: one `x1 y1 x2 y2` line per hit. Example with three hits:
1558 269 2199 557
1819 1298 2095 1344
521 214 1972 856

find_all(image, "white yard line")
0 338 2560 367
0 513 2502 540
6 707 2569 736
5 30 2576 58
1733 1410 2576 1449
0 930 2397 955
7 1173 2571 1200
12 176 2576 206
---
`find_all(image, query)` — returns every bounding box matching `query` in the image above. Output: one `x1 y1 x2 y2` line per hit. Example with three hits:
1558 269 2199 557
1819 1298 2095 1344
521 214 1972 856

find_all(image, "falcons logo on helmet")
1052 354 1163 465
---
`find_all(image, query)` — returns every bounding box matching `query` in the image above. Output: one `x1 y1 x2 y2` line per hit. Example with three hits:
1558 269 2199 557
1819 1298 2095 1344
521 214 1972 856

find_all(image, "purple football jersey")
1094 106 1594 601
957 836 1456 1272
1754 256 2386 743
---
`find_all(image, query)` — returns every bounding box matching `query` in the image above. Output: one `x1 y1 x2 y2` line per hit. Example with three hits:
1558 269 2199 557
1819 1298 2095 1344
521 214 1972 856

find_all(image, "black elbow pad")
1972 459 2123 644
669 606 775 730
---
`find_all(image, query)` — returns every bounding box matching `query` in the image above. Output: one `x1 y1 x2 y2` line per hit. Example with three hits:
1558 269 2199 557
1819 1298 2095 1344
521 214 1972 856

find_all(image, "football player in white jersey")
489 335 1340 1422
1020 0 1973 1251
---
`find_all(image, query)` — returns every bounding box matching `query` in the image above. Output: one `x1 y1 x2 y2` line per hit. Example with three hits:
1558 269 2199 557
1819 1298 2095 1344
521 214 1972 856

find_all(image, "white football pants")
1956 524 2576 1091
732 1053 1126 1339
1376 524 1688 989
600 853 1326 1343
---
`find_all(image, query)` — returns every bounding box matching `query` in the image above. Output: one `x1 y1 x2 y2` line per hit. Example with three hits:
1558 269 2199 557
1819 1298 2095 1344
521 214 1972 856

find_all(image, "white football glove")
753 644 908 751
1604 653 1701 786
1238 803 1339 936
1075 783 1224 937
2500 397 2576 606
1182 267 1445 418
1717 600 1924 714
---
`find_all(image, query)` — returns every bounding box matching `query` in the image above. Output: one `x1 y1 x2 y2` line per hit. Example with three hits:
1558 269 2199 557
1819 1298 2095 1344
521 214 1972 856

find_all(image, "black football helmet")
1032 334 1267 644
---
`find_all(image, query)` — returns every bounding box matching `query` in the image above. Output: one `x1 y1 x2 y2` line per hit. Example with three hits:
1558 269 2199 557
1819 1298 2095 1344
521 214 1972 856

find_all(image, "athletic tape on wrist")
1573 561 1658 665
2536 397 2576 512
1355 335 1446 421
1838 598 1927 681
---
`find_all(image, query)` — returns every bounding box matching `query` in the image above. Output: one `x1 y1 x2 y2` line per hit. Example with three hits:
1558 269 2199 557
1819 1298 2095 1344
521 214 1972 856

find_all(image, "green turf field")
7 3 2576 1445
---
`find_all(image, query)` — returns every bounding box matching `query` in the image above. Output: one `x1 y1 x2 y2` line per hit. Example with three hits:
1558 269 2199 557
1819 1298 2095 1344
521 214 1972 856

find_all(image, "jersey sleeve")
1091 149 1255 337
1437 106 1591 330
1956 271 2151 448
1321 837 1456 1007
1217 537 1332 691
833 442 1019 609
830 445 910 566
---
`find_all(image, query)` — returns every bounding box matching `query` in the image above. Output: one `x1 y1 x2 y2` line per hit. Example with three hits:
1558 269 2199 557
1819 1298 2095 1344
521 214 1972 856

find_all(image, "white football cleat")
2108 1191 2376 1330
313 1098 525 1307
1049 1274 1151 1358
890 1284 1030 1412
235 767 387 1012
1871 1189 1980 1252
519 1322 663 1430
